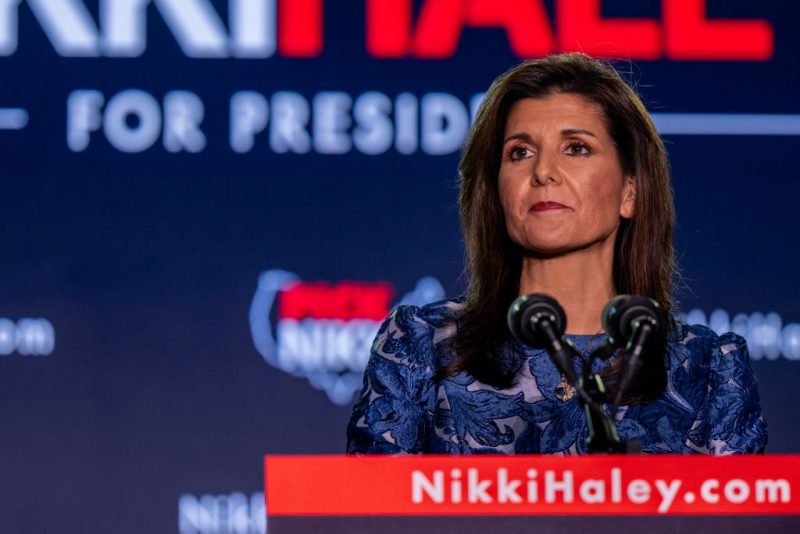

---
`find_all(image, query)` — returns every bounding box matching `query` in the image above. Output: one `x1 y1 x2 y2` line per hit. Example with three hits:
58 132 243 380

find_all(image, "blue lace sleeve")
346 305 436 454
704 332 768 453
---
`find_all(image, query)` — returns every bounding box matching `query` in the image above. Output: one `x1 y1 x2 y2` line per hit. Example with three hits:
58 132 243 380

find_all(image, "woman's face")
498 93 635 257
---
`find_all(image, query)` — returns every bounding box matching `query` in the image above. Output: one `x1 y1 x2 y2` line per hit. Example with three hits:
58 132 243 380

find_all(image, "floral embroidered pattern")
346 299 768 454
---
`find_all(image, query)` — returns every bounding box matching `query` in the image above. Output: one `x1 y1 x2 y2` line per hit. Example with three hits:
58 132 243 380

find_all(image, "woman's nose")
532 150 560 186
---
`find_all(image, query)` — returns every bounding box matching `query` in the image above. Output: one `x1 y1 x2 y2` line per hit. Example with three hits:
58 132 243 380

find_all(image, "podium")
264 455 800 533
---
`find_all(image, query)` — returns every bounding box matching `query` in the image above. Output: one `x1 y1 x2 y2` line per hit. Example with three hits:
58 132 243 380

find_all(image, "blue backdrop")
0 1 797 532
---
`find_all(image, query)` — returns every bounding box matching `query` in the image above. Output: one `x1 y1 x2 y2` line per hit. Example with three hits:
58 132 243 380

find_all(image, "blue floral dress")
346 299 767 454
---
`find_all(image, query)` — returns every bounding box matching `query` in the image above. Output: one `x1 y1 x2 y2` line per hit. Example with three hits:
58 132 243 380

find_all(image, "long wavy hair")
449 53 675 403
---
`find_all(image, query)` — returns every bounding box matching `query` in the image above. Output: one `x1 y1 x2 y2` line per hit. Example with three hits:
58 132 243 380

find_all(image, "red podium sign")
264 455 800 533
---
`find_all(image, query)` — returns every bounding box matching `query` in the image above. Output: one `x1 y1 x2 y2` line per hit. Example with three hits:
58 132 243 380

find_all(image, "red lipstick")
531 201 568 212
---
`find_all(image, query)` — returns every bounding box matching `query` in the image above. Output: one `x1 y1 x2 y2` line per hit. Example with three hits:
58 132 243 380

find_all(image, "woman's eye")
566 141 590 155
508 146 533 161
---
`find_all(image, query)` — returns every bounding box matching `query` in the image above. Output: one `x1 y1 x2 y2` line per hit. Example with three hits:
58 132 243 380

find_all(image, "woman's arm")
704 332 768 453
346 305 436 454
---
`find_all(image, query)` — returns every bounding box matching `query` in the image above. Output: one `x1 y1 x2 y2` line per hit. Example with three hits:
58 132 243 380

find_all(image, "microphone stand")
510 293 659 454
545 339 641 454
581 346 640 454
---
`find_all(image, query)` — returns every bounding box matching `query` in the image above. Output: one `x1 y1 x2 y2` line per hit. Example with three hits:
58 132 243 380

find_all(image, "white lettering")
0 0 19 55
67 89 104 151
755 479 791 503
229 0 275 58
163 91 206 153
411 469 791 510
270 91 311 154
350 321 380 369
278 320 321 372
412 471 444 504
322 318 354 371
451 468 462 503
686 307 800 361
709 308 730 335
724 479 750 504
467 468 492 504
2 0 279 58
654 479 681 513
497 468 522 504
313 92 352 154
700 479 720 503
230 91 269 153
100 0 148 56
610 467 622 503
353 91 393 155
579 479 605 504
783 324 800 361
544 470 574 503
0 318 14 355
0 318 55 356
154 0 227 57
627 479 651 504
66 89 493 157
15 318 55 356
421 93 469 155
394 92 418 154
27 0 99 56
526 468 538 503
275 319 381 374
178 491 265 534
103 89 162 152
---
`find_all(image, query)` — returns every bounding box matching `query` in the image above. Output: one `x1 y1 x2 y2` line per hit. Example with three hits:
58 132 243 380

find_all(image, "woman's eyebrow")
502 132 533 144
503 128 598 144
562 128 597 138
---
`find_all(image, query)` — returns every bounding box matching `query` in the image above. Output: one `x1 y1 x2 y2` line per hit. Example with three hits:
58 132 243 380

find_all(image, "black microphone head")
507 293 567 348
602 295 665 347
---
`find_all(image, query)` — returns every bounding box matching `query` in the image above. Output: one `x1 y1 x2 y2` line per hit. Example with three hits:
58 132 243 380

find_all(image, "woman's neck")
519 243 616 335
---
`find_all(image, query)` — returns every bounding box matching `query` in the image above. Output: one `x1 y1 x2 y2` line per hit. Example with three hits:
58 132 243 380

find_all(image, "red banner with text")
265 455 800 516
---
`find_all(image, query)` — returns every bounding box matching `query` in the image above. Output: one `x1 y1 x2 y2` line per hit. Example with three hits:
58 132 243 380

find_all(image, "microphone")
603 294 664 350
602 295 665 408
507 294 576 385
509 294 642 453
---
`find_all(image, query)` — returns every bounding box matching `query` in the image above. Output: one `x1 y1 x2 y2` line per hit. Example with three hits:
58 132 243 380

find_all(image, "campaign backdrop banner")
0 1 798 532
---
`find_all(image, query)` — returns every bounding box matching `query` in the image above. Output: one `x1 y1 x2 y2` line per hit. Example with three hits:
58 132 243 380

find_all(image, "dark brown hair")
450 53 675 403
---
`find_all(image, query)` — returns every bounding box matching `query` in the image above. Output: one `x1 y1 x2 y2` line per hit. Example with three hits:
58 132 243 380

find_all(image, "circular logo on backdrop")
249 269 445 405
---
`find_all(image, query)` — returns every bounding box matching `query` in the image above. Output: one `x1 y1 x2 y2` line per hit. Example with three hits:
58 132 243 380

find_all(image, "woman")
346 53 767 454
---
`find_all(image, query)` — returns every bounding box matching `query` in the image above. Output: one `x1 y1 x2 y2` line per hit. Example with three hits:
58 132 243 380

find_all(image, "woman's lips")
531 201 568 212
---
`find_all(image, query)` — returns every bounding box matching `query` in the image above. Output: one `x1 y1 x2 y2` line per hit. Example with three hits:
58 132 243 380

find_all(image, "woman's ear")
620 175 636 219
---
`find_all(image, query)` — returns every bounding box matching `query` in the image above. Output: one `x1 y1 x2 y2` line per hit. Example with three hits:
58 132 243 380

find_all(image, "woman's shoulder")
387 297 464 338
372 298 464 368
667 318 750 368
669 319 746 347
396 297 465 323
666 320 766 453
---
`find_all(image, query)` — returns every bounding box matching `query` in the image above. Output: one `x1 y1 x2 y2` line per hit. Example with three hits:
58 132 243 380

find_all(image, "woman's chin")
519 238 608 259
519 243 574 259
